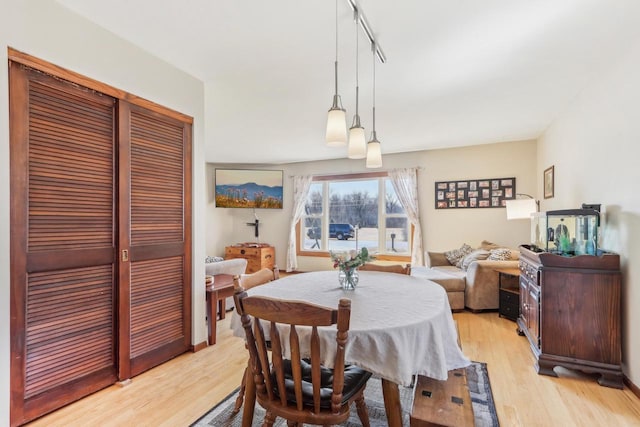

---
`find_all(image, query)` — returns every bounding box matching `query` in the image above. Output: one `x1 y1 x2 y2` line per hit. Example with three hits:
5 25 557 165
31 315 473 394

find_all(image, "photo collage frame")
435 177 516 209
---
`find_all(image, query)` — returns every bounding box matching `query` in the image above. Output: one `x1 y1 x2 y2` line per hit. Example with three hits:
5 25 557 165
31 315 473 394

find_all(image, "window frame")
296 172 412 262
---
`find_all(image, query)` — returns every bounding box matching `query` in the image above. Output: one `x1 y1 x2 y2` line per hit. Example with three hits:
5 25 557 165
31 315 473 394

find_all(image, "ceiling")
55 0 640 165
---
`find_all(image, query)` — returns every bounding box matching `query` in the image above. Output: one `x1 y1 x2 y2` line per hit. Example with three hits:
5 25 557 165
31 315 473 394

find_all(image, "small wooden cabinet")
225 244 275 274
517 245 622 388
497 267 520 322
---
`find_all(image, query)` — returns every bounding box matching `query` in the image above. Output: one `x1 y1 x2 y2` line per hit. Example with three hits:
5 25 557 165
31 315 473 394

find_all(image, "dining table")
230 270 470 426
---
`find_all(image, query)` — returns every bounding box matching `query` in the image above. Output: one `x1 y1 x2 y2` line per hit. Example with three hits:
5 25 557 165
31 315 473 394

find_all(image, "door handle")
122 249 129 262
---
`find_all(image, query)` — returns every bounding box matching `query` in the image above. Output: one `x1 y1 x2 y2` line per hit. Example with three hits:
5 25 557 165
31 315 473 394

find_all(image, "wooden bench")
410 368 474 427
410 321 474 427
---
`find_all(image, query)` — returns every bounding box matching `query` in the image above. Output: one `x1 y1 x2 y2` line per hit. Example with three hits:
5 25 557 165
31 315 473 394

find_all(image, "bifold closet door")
117 103 192 379
9 63 118 425
10 58 192 426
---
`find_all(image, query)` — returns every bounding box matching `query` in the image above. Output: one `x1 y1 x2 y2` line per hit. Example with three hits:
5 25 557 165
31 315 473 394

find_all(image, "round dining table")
230 270 470 426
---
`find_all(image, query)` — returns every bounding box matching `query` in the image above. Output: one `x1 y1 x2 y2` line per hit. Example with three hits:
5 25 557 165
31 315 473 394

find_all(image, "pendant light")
348 10 366 159
326 0 347 147
366 42 383 169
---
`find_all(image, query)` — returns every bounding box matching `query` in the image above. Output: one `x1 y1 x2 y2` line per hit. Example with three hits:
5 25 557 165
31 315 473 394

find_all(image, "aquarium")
530 209 599 256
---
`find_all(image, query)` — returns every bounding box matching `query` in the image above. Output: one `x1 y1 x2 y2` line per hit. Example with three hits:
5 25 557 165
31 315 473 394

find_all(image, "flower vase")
339 268 359 291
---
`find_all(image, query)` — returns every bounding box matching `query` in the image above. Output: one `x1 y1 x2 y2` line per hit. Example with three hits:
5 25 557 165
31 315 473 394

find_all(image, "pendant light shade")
366 42 382 169
366 133 382 168
326 99 347 146
348 11 366 159
348 122 366 158
326 0 347 146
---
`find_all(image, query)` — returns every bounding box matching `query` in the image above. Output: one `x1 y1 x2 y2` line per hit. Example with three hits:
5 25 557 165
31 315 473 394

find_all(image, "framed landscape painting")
215 169 283 209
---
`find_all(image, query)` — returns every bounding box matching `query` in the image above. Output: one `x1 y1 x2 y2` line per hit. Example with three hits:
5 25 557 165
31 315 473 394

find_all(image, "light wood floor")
27 311 640 427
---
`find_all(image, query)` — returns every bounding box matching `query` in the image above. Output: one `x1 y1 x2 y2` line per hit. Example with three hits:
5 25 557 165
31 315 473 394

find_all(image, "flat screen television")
215 168 283 209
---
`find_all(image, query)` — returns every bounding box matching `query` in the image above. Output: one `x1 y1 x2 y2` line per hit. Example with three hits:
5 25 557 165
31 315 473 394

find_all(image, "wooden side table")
205 274 235 345
496 267 520 322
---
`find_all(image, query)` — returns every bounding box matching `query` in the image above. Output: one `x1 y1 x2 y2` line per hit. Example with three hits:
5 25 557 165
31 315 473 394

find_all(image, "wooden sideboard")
517 245 622 388
225 244 275 274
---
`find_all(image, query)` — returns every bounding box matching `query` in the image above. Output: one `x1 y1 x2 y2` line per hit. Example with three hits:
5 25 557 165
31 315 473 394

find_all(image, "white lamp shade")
348 126 367 159
326 108 347 146
366 140 382 168
506 198 537 220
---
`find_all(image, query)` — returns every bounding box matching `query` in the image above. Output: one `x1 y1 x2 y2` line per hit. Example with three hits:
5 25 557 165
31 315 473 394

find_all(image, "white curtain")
286 175 313 272
389 168 425 267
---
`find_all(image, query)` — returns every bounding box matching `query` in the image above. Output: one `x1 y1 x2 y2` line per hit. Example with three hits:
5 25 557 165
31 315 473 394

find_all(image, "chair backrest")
234 288 351 416
359 263 411 275
234 265 280 290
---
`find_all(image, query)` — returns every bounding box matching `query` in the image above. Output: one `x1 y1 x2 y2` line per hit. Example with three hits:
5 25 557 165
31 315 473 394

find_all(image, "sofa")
205 257 247 311
411 242 519 311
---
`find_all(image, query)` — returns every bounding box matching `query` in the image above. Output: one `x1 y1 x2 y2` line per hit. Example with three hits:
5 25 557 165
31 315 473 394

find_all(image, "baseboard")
624 374 640 399
281 270 306 276
191 341 208 352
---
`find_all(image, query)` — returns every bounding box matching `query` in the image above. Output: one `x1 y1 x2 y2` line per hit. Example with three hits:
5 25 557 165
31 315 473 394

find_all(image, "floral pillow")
488 248 512 261
444 243 474 266
205 255 224 263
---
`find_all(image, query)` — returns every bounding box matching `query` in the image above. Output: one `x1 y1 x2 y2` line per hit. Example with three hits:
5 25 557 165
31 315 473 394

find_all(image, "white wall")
0 2 206 425
538 36 640 386
206 139 537 271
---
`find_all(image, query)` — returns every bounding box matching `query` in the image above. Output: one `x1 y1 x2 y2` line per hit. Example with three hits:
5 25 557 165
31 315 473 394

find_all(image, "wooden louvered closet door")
118 103 192 379
9 56 192 426
9 64 118 424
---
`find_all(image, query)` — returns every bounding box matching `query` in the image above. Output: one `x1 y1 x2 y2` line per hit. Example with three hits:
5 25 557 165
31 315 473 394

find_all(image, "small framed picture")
544 166 554 199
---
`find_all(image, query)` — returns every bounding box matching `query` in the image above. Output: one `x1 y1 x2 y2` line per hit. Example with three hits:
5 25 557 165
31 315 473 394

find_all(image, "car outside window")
300 174 409 257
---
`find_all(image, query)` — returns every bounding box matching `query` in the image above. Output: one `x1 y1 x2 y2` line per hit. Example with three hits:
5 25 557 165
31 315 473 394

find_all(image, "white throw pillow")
461 249 491 271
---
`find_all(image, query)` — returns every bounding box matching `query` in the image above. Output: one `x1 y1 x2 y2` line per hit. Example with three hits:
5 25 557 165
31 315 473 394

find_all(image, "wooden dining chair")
232 265 280 413
359 262 412 275
234 288 372 427
237 265 280 290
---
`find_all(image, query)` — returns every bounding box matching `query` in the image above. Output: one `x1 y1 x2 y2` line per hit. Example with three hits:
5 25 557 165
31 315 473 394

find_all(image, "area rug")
192 361 499 427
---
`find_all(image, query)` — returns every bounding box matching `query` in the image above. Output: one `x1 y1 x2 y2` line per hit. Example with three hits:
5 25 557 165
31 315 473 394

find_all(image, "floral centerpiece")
330 247 375 290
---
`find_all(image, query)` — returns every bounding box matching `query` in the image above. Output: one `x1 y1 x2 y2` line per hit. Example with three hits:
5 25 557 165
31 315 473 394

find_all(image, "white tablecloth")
230 270 470 387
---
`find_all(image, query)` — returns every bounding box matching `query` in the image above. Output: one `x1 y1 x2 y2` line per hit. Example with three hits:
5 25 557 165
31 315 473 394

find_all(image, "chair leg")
233 366 248 413
355 391 371 427
241 368 256 427
263 410 276 427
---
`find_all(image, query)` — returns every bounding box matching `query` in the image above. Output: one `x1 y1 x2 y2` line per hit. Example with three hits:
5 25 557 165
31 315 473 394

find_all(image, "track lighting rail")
346 0 386 63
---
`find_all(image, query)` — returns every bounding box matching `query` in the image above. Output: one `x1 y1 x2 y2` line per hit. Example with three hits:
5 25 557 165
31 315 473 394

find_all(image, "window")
299 173 410 258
